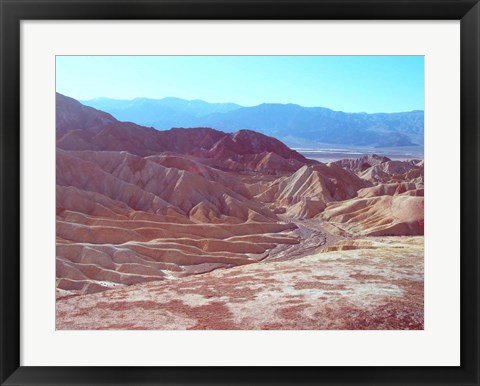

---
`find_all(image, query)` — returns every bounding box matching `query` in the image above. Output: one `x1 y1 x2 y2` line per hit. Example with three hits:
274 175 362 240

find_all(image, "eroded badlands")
55 94 424 329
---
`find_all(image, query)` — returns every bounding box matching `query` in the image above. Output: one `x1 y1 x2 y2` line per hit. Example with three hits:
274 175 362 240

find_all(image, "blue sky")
56 56 424 113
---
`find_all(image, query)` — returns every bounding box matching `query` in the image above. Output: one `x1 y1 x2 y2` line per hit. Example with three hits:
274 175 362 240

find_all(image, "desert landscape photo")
55 56 424 330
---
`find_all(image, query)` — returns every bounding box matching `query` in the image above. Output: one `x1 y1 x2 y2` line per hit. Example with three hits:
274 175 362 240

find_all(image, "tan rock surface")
321 195 424 236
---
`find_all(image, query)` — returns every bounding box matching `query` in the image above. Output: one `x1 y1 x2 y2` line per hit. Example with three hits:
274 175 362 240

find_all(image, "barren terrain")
57 236 423 330
55 93 424 329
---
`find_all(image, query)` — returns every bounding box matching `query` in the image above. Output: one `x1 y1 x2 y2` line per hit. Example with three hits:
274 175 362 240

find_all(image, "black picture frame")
1 0 479 385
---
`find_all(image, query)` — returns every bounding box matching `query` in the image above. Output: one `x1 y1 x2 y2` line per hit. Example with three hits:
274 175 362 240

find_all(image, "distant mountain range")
81 96 424 148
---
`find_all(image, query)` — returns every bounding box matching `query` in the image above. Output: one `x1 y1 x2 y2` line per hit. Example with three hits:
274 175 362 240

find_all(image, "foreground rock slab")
56 236 423 330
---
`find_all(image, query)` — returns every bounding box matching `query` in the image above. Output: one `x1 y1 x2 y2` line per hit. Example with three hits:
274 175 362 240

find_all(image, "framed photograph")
1 0 479 385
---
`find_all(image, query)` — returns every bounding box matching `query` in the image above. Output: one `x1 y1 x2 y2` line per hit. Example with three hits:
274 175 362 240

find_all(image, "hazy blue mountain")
196 104 424 147
82 97 424 148
81 97 242 128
